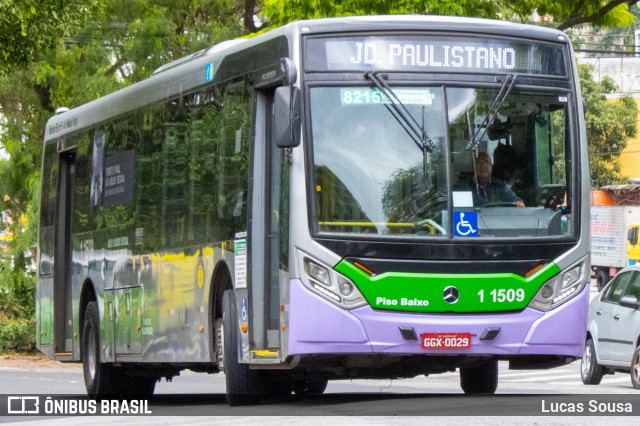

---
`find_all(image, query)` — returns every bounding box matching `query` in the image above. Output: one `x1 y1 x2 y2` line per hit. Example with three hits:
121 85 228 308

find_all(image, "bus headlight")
304 259 330 286
300 255 366 309
528 262 586 311
339 280 354 296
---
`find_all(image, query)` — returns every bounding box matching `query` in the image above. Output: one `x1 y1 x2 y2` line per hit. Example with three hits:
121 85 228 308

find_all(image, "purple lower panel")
518 283 588 357
288 279 588 357
288 279 373 354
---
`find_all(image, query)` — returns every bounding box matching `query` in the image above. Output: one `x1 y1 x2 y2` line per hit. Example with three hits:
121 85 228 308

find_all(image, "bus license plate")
421 332 472 349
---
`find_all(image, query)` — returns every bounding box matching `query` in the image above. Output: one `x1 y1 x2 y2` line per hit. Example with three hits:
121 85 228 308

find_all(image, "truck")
590 205 640 289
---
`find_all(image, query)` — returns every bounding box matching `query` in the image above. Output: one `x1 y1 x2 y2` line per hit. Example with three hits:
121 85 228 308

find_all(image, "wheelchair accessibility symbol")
454 211 478 237
241 298 248 321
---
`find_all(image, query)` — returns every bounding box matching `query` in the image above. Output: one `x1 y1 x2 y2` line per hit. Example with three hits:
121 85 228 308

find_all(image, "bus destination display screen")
306 36 566 76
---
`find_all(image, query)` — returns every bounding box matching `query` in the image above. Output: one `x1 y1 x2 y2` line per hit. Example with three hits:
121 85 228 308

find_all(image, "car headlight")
301 256 366 309
528 262 587 311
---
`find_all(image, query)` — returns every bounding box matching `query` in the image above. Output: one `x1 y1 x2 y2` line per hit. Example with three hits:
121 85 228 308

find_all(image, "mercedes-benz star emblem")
443 286 460 304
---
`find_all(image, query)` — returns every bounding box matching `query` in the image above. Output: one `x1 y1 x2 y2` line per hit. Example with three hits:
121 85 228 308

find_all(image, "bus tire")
222 290 268 406
460 359 498 394
596 270 609 291
630 345 640 389
581 338 604 385
82 301 121 397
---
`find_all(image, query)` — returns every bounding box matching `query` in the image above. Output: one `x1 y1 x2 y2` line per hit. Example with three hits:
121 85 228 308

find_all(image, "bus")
36 15 590 404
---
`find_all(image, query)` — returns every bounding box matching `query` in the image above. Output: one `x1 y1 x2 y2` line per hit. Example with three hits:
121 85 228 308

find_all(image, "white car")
581 266 640 388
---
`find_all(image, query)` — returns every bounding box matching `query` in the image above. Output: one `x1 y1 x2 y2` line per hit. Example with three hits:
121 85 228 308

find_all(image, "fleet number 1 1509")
477 288 525 303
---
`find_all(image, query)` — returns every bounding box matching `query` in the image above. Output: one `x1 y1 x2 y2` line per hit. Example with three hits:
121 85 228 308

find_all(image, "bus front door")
248 91 290 358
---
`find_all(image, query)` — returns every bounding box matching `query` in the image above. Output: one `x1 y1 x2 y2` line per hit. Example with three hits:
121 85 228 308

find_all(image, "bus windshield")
310 85 572 238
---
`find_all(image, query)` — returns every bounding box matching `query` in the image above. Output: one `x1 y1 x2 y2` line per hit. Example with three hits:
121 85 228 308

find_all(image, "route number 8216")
477 288 525 303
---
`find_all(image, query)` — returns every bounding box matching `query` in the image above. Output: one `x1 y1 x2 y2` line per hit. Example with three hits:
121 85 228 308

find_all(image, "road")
1 359 639 423
1 357 637 396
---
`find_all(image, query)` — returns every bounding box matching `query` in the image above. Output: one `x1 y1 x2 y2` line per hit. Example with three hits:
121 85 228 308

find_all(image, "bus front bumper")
287 279 587 358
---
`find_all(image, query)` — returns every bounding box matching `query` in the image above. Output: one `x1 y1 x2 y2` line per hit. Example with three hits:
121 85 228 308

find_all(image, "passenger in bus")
455 151 525 207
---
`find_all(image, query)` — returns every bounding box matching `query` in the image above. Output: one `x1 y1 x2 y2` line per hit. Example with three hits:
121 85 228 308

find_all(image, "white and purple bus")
36 16 590 404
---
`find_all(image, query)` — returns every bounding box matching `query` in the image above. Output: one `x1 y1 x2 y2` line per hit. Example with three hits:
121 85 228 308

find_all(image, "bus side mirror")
628 227 639 246
274 86 301 148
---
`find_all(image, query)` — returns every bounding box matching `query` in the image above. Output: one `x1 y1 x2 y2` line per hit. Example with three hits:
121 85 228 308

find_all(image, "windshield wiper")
465 74 517 151
365 71 435 185
364 71 435 154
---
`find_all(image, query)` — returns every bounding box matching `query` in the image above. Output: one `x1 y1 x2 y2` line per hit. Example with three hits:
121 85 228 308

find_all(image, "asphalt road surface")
1 359 639 424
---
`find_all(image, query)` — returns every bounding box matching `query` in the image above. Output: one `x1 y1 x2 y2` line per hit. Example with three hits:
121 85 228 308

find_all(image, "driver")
456 152 524 207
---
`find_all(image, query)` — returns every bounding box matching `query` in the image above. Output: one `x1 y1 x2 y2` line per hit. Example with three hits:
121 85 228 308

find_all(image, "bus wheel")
82 301 121 397
293 377 328 396
596 270 609 291
631 345 640 389
222 290 268 405
460 359 498 394
581 338 604 385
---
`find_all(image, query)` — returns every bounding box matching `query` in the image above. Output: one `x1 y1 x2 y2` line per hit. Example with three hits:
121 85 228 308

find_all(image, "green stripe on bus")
336 260 560 313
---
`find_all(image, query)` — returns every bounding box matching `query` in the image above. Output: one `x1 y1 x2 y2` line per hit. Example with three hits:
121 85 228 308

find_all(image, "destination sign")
306 36 566 76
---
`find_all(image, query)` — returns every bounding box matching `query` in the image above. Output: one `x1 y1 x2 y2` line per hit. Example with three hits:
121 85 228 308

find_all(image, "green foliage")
262 0 501 27
0 317 36 353
578 63 639 187
261 0 637 30
535 0 635 29
0 258 36 319
0 0 103 70
97 0 246 81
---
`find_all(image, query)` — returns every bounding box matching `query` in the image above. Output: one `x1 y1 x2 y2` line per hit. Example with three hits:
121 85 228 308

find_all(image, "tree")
261 0 639 31
579 63 638 187
0 71 42 319
533 0 638 30
262 0 501 26
0 0 102 70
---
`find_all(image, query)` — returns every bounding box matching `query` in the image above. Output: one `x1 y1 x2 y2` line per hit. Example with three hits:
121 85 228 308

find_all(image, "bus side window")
162 98 189 247
216 78 251 239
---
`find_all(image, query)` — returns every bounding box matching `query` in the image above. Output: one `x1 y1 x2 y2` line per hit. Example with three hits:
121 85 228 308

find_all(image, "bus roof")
44 15 569 142
287 15 566 40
